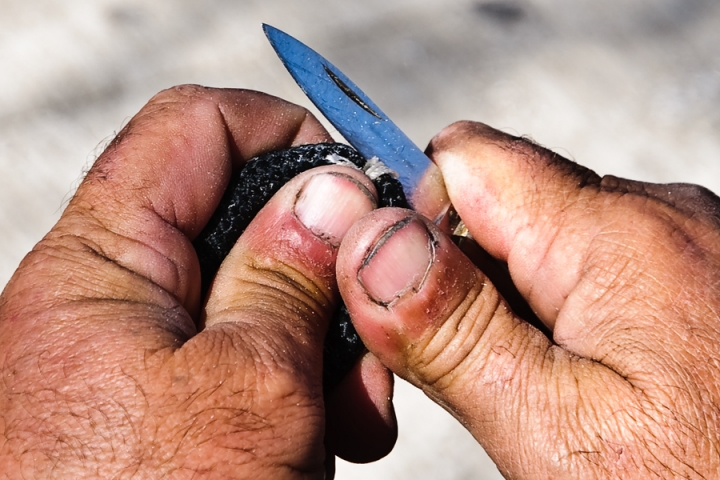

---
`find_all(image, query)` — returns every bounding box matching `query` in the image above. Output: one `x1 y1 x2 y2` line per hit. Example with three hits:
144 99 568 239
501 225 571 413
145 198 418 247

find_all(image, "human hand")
0 86 396 478
336 121 720 478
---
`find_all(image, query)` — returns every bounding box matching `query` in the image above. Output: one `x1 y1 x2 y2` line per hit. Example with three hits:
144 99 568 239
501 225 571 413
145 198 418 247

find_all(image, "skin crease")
2 85 720 479
337 121 720 479
0 86 396 479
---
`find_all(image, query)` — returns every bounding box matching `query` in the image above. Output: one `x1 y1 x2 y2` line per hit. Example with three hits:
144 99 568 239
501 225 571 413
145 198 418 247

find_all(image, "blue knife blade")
263 24 452 226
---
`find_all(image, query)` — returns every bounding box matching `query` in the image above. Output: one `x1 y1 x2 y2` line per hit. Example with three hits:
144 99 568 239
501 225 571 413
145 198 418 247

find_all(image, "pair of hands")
1 86 719 479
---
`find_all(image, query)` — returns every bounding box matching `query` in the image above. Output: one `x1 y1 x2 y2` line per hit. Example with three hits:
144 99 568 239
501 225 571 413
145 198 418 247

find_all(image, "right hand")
336 121 720 478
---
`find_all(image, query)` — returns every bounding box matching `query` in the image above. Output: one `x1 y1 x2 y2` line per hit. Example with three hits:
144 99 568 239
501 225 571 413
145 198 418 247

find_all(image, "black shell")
194 143 408 391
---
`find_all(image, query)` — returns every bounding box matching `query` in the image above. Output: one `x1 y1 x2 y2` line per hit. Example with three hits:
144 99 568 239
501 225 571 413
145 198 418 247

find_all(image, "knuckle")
601 177 720 227
135 85 220 128
433 120 599 191
92 85 223 174
602 190 712 255
141 84 218 124
406 276 501 390
207 254 334 348
664 182 720 226
244 255 334 319
667 182 719 203
148 84 213 105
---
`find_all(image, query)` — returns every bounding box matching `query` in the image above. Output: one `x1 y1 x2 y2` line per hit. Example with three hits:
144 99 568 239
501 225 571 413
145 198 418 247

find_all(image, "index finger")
426 121 720 367
4 86 332 320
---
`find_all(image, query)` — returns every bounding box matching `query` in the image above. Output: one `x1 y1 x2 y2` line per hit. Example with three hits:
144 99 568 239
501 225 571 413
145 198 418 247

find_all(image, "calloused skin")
337 123 720 479
2 86 720 479
0 86 397 478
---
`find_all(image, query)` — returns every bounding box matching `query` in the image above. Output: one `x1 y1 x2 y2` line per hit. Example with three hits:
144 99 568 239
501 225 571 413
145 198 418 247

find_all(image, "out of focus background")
2 0 719 478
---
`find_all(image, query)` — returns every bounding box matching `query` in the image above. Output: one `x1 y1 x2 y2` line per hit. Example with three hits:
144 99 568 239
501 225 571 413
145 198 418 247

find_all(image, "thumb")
338 121 720 478
335 209 563 477
336 209 629 479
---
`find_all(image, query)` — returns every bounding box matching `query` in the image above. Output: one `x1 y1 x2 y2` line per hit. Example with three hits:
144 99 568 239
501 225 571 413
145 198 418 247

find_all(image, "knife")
263 24 460 233
259 24 546 362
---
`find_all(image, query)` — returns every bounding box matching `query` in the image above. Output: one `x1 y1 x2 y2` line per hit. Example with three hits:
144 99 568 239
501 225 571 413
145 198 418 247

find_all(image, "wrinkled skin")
2 85 720 479
0 86 396 478
337 122 720 479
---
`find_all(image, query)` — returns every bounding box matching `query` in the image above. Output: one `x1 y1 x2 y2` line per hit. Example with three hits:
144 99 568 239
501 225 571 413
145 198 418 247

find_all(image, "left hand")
0 86 396 478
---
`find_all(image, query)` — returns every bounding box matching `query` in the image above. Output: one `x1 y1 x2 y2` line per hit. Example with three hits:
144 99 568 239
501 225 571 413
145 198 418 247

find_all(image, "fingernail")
295 173 376 246
358 217 434 305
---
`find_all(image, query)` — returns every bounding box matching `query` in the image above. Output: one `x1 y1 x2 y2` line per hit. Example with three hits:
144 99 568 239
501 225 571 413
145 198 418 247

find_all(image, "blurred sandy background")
1 0 719 478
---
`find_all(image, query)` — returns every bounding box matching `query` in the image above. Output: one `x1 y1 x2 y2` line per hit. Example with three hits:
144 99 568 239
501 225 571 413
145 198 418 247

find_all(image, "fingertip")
356 352 396 428
427 120 601 258
337 208 477 374
325 352 397 463
427 120 504 157
424 120 607 330
205 164 377 325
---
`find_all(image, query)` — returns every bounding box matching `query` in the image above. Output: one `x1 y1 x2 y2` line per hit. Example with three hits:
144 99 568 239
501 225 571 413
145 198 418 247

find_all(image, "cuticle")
358 215 437 307
360 215 415 269
294 171 377 208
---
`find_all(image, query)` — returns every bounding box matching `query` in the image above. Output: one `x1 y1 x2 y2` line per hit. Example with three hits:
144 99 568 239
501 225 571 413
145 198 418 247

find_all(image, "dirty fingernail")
295 173 376 246
358 217 434 305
